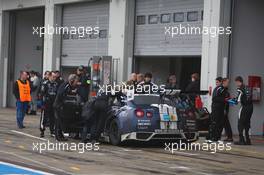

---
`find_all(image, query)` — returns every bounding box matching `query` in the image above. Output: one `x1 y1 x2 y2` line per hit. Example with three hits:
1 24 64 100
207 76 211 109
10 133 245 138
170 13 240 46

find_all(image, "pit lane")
0 109 264 175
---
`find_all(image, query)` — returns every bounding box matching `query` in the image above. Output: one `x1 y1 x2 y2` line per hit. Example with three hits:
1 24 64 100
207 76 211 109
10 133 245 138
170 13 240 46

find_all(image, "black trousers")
54 108 64 139
223 114 233 139
238 104 253 140
40 103 55 134
210 105 224 141
91 99 109 141
82 99 109 142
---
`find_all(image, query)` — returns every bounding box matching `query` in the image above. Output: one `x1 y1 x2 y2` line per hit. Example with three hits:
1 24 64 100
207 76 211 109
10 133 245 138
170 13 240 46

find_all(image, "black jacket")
212 85 225 107
223 87 230 113
185 80 200 103
234 85 253 106
185 80 200 92
40 80 59 103
77 74 90 102
53 82 77 109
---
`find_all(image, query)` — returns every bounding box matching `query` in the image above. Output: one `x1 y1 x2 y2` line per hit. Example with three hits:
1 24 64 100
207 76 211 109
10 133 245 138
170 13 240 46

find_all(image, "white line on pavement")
11 130 47 141
122 149 142 152
169 166 191 170
169 165 211 175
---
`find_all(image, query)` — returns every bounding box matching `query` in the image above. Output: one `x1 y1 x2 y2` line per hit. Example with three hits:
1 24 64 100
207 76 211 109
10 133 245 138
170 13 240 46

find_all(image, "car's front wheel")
109 119 121 146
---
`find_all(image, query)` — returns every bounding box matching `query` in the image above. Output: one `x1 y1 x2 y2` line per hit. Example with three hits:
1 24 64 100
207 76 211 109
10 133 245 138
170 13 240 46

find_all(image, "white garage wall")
134 0 204 56
61 0 109 66
229 0 264 135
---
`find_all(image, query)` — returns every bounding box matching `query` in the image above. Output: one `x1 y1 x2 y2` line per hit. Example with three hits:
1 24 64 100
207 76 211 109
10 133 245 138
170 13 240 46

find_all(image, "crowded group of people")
13 66 90 141
209 76 253 145
13 66 254 145
126 72 200 93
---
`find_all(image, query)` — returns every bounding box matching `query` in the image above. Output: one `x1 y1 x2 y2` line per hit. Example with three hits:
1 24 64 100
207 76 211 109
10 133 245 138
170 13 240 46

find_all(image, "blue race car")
103 91 199 145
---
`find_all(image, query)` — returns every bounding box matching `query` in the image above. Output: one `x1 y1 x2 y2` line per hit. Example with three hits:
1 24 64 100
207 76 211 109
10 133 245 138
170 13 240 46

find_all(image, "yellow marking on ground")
18 145 25 149
4 140 11 143
70 166 80 171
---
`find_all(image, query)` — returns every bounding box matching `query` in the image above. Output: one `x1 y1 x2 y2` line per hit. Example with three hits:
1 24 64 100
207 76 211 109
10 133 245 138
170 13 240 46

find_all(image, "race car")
103 90 199 145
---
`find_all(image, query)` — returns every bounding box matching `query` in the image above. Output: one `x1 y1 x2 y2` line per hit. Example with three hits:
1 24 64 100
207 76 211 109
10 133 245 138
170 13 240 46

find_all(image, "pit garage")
228 0 264 135
5 8 44 107
134 0 203 88
60 0 109 76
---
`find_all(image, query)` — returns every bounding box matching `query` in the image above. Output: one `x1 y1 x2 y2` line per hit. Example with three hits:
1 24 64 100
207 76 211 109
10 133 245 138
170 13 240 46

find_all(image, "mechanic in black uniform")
209 77 226 141
53 74 80 141
81 87 121 143
37 71 51 98
76 65 91 103
233 76 253 145
39 71 59 138
54 70 64 87
37 71 51 131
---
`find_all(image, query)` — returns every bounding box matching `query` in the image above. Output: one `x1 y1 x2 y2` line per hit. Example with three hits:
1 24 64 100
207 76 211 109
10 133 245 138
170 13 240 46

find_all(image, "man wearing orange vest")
13 71 32 129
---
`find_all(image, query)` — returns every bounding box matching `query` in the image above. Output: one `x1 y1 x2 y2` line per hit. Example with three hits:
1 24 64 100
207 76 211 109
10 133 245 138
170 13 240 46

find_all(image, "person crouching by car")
53 74 80 141
81 87 121 144
39 71 59 138
13 71 32 129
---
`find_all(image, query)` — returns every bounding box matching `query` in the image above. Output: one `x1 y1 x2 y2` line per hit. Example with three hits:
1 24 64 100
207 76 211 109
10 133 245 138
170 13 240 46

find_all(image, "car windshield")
131 94 161 105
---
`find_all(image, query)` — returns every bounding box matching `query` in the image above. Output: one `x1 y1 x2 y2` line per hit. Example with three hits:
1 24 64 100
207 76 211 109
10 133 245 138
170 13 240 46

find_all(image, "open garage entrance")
6 8 44 107
133 0 203 90
134 56 201 90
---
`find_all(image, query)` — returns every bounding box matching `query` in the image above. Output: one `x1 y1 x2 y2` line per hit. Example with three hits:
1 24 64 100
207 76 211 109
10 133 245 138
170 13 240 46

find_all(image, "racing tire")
109 119 121 146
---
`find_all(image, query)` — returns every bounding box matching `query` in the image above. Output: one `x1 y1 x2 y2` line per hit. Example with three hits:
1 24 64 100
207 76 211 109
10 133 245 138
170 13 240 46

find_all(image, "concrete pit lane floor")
0 109 264 175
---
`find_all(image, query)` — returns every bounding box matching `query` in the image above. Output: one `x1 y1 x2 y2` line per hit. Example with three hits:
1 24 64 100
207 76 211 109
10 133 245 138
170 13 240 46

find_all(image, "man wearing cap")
76 65 91 103
13 71 32 129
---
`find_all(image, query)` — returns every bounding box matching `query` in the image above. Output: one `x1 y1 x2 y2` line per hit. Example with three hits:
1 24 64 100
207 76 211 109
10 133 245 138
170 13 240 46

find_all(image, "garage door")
61 0 109 66
134 0 203 56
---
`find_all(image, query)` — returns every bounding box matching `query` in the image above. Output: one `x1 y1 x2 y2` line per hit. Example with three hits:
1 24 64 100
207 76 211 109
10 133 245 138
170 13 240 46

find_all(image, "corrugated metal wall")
61 0 109 67
134 0 203 56
229 0 264 135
